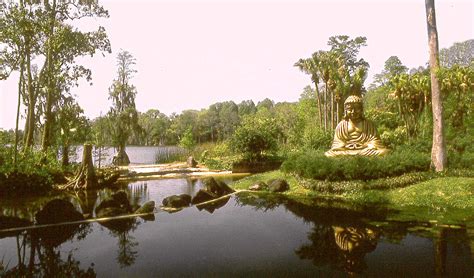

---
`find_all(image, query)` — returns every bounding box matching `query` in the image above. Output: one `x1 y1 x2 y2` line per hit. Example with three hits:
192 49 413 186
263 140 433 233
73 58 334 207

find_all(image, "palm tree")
425 0 446 171
294 56 323 129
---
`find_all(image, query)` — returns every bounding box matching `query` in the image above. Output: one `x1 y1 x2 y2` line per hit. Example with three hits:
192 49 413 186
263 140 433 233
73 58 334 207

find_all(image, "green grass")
388 177 474 209
230 170 474 210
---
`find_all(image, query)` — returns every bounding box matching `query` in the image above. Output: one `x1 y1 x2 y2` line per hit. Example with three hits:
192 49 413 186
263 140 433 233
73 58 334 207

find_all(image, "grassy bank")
230 170 474 210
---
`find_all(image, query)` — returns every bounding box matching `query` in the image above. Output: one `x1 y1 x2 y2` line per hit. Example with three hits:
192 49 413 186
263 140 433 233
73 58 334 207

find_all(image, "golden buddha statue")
325 95 389 157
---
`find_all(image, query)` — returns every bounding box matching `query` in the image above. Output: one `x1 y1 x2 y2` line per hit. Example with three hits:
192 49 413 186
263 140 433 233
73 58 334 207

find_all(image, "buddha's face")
345 102 363 121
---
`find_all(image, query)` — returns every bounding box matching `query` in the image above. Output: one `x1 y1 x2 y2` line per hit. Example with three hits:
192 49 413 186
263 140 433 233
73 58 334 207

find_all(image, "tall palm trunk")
314 85 323 129
330 89 335 130
425 0 446 171
324 81 328 131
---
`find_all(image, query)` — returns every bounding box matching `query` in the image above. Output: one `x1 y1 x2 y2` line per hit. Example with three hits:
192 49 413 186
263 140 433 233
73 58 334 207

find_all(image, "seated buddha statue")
325 95 389 157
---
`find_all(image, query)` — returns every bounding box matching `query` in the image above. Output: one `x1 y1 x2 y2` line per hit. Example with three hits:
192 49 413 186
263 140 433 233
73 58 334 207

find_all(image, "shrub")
179 128 196 151
195 141 237 170
230 116 278 161
281 148 431 181
0 149 61 196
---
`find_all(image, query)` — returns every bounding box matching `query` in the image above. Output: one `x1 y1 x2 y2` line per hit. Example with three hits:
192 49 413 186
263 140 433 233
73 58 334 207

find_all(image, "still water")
72 145 187 166
1 178 473 277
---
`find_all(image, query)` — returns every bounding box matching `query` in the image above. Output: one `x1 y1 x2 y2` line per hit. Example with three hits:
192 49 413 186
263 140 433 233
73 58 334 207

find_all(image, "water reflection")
1 181 473 276
236 194 474 276
1 224 95 277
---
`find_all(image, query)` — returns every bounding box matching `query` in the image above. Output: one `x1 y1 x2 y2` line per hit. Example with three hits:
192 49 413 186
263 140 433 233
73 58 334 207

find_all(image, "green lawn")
230 170 474 210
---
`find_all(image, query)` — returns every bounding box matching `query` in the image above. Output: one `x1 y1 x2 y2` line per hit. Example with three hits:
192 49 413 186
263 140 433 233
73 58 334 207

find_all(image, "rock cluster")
249 179 289 193
161 177 235 213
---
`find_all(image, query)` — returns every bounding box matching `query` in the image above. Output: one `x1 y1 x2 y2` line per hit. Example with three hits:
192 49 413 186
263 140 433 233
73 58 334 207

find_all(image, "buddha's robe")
325 119 389 157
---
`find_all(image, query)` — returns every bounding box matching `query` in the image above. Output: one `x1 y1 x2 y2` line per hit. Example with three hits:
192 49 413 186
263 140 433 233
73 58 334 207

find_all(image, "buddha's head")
344 95 364 121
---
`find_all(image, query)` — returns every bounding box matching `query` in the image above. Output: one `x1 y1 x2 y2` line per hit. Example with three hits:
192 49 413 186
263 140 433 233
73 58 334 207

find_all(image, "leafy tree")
0 0 110 156
108 50 140 166
57 96 89 167
179 127 196 151
230 115 279 161
38 0 110 152
138 109 170 146
373 56 408 86
440 39 474 68
388 72 431 139
237 100 257 117
439 65 474 155
91 114 109 168
256 98 274 111
295 36 369 132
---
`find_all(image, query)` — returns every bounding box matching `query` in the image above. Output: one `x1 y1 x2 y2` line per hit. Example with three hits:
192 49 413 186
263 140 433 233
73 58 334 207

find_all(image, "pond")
1 177 473 277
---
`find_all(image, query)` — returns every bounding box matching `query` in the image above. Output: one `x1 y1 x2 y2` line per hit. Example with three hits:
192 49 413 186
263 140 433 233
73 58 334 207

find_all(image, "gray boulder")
95 191 132 218
35 199 84 224
202 177 234 196
162 194 191 208
249 181 268 191
268 179 290 193
135 201 156 214
191 189 217 205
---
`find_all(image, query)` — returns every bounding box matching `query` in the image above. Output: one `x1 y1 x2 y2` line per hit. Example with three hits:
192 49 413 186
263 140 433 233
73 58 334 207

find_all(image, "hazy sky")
0 0 473 129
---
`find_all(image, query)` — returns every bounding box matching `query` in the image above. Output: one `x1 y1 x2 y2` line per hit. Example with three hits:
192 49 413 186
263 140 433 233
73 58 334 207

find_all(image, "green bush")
230 116 278 161
0 149 61 196
281 148 431 181
194 141 237 170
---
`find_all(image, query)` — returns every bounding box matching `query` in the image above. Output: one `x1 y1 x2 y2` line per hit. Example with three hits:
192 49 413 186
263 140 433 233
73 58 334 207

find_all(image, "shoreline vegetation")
1 6 472 226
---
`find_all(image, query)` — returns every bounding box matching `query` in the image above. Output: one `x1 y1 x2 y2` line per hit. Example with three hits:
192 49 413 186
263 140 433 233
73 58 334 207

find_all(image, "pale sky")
1 0 473 129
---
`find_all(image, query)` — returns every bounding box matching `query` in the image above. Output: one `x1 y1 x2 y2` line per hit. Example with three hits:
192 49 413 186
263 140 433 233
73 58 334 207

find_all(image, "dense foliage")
281 148 431 181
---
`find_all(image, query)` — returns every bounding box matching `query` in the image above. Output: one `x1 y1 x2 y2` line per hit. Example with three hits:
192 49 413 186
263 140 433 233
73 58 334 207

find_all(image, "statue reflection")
332 225 379 274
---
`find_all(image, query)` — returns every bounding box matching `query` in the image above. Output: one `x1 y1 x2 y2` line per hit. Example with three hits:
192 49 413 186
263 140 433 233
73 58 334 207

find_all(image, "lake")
72 145 188 166
1 177 473 277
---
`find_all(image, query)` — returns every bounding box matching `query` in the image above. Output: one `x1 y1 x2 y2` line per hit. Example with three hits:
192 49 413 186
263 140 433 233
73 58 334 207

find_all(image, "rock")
249 181 268 191
268 179 290 193
191 189 217 205
196 196 230 213
187 156 198 167
162 194 191 208
135 201 156 214
202 177 234 196
95 191 132 218
35 199 84 224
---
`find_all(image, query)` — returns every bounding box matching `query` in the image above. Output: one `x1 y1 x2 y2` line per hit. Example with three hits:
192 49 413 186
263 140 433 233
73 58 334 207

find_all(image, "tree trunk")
13 58 25 169
425 0 447 171
61 144 69 168
330 89 335 130
22 35 36 150
113 144 130 166
314 85 323 129
324 82 328 131
25 53 36 149
41 0 57 153
66 144 98 190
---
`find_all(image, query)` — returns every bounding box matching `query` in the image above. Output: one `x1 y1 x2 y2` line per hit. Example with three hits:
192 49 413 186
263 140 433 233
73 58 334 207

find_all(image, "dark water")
1 178 473 277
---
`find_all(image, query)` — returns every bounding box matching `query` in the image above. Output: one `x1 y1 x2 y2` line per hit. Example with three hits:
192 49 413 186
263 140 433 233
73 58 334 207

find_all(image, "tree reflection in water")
98 217 140 268
236 193 474 276
1 223 95 277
